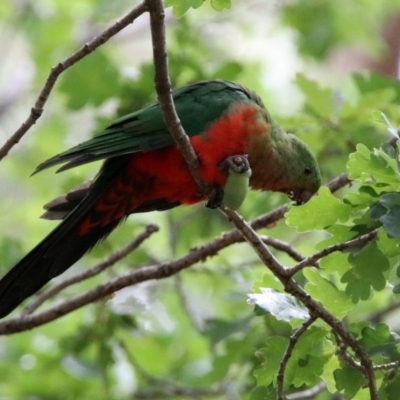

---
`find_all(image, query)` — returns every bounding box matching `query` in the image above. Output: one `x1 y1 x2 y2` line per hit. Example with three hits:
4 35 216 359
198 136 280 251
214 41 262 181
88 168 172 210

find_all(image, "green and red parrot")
0 80 321 318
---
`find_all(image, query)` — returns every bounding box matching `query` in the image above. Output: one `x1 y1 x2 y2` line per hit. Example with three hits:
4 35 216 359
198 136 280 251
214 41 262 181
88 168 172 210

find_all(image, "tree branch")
145 0 213 198
20 224 159 315
277 315 318 400
220 208 379 400
259 235 309 264
287 228 378 276
0 1 148 162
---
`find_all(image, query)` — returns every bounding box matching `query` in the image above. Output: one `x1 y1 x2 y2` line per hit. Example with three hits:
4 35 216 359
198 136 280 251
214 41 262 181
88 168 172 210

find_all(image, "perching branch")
0 1 148 162
145 0 213 198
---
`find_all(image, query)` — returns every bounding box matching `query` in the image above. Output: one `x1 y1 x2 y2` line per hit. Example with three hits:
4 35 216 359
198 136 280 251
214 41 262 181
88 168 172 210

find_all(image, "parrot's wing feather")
41 179 180 220
34 80 263 174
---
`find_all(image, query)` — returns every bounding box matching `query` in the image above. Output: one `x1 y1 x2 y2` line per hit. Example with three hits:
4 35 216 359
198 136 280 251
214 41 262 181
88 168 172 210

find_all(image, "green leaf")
344 185 379 207
354 72 400 104
203 316 253 346
282 2 336 60
164 0 205 17
376 194 400 237
254 337 288 386
295 73 333 117
287 327 335 388
319 252 350 275
210 61 243 80
286 187 352 231
358 323 400 358
210 0 231 11
379 205 400 237
341 241 390 302
347 144 400 188
252 272 284 293
321 354 341 393
248 288 309 322
254 328 334 390
317 224 357 249
334 365 365 399
379 192 400 209
249 386 277 400
385 374 400 400
304 268 354 319
59 50 119 110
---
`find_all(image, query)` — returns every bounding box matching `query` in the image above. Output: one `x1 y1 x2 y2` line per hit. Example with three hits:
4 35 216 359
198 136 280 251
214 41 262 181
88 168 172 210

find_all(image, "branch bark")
0 1 148 162
20 224 159 315
145 0 213 197
277 315 318 400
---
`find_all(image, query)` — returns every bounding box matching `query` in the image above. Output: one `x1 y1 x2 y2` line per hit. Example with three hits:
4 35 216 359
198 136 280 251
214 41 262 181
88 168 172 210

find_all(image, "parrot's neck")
247 126 293 194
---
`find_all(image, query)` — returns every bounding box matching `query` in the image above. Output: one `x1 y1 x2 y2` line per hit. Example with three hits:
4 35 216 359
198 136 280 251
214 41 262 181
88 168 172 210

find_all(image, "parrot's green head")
248 125 321 205
284 134 321 205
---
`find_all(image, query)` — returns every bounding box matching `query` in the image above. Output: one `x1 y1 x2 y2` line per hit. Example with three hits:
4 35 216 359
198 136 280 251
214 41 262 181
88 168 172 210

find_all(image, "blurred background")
1 0 400 399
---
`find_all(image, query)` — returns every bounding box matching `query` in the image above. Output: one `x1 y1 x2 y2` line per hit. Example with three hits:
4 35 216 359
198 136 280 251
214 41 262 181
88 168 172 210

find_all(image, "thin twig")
336 338 365 372
20 224 159 315
336 332 400 372
287 229 378 276
259 235 309 264
0 2 148 161
277 315 318 400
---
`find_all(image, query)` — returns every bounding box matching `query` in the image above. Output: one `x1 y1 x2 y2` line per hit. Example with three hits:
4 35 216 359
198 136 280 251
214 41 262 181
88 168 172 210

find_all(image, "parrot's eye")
304 166 312 175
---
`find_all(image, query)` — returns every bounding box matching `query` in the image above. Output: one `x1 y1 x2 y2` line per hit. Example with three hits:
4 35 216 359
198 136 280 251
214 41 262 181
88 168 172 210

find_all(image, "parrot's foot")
218 154 250 175
205 154 251 209
206 187 225 209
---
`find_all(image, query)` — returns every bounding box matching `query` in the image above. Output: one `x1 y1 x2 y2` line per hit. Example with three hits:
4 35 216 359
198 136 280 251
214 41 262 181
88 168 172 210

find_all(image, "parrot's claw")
218 154 250 175
206 154 251 209
206 187 225 209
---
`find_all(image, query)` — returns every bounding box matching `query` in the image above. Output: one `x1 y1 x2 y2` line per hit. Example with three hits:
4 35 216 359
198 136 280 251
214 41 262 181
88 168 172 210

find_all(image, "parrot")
0 80 321 318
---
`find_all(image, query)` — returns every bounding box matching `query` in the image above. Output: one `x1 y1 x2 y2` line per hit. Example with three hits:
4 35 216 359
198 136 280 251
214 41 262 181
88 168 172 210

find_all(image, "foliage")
281 0 400 60
165 0 231 17
1 1 400 400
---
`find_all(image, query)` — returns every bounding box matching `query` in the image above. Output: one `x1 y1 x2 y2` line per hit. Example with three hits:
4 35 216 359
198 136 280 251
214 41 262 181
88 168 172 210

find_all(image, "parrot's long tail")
0 157 131 319
0 219 120 318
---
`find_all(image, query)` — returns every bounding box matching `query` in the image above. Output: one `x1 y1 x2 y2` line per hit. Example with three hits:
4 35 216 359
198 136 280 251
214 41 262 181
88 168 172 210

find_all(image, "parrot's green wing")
34 80 267 174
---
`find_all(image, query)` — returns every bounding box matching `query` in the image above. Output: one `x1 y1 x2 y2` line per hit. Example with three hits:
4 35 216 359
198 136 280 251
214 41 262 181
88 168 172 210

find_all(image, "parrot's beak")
287 188 315 205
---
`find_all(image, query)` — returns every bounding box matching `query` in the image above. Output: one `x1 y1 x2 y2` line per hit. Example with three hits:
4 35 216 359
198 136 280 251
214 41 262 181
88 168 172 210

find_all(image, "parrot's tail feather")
0 219 120 319
41 180 93 220
0 156 134 318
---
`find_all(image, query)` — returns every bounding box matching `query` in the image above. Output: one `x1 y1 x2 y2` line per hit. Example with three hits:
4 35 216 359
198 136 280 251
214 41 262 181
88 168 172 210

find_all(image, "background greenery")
1 0 400 399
